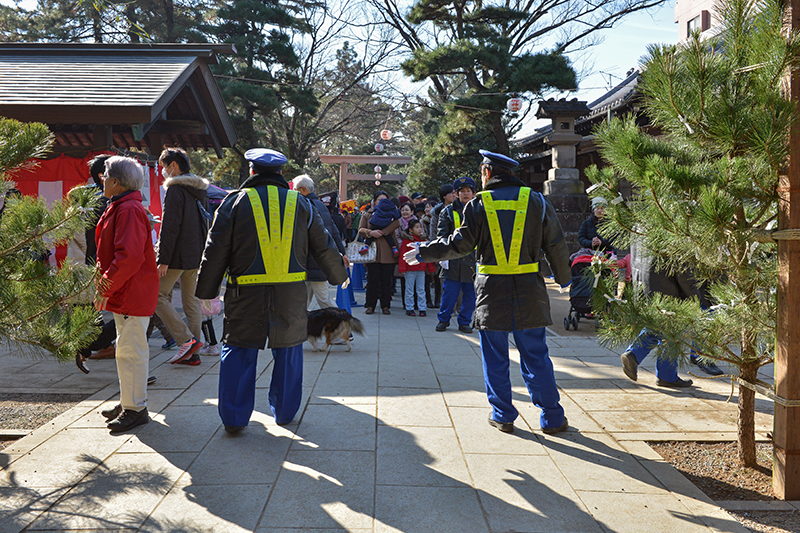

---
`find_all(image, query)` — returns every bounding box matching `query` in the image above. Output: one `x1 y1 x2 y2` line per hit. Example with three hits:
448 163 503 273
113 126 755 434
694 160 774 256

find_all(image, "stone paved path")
0 281 782 532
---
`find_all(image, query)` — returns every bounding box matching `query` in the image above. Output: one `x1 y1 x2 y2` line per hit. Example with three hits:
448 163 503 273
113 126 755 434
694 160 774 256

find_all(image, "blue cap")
453 176 477 191
479 149 519 169
245 148 287 168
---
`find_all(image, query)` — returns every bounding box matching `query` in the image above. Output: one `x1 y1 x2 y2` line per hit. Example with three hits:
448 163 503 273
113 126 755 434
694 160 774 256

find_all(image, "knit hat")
591 197 608 210
439 184 454 200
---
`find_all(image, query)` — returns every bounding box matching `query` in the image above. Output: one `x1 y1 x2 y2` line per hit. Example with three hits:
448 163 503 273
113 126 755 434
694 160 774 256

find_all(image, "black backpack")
197 199 212 234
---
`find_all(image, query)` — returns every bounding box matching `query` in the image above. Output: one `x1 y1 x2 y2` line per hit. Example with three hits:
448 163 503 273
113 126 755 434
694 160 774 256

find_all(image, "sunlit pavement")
0 281 780 532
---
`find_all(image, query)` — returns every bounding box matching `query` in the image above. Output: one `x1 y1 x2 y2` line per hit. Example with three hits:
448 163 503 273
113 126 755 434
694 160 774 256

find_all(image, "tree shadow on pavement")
0 452 204 532
536 430 746 532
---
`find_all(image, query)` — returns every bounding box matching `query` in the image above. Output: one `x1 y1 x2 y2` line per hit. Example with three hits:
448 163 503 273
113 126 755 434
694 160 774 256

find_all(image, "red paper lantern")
375 173 382 180
380 129 393 141
375 143 384 152
375 180 381 186
506 97 523 112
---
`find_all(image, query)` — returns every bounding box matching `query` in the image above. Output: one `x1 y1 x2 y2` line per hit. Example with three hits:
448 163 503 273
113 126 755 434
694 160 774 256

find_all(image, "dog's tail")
349 316 367 337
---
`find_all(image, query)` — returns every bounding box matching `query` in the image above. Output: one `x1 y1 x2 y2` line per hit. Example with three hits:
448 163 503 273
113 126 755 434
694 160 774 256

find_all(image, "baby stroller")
564 253 596 330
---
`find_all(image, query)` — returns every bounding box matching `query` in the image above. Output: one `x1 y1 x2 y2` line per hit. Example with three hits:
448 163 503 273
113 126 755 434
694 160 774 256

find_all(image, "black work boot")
107 408 149 433
101 403 122 421
488 416 514 433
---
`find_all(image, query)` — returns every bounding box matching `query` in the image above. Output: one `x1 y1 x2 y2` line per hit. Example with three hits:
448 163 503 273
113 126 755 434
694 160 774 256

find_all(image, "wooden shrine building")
0 43 237 157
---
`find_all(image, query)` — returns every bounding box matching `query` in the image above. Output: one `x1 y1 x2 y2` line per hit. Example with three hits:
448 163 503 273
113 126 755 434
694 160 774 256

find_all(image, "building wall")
674 0 719 41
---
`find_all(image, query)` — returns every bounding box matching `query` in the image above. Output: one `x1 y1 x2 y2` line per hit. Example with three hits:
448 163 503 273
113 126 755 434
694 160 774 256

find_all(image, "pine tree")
0 118 99 362
1 0 215 43
398 0 576 156
586 0 800 467
404 79 497 195
206 0 318 180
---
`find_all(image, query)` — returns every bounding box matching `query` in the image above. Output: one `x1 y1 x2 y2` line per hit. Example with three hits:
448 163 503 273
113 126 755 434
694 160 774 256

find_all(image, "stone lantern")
536 98 591 249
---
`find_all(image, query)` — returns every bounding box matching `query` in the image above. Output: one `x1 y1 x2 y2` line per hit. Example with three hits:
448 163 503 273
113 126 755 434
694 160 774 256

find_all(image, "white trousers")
113 314 150 411
307 281 336 310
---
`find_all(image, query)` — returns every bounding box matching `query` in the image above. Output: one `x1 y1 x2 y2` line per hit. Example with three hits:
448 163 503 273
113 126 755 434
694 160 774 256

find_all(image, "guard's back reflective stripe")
229 186 306 285
476 187 538 275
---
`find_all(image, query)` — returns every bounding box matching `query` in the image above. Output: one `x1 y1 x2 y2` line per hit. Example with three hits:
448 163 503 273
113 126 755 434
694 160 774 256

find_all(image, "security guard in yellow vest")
435 176 477 333
196 149 348 433
404 150 572 434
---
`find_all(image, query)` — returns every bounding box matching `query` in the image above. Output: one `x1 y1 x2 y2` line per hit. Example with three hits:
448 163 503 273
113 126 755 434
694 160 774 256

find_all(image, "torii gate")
319 154 413 201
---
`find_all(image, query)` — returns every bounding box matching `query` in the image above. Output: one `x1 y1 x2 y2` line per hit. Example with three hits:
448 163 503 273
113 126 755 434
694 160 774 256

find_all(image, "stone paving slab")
375 485 489 533
376 425 471 487
262 450 375 530
0 287 777 532
0 486 69 533
290 402 376 451
465 453 604 533
26 452 194 531
309 372 377 404
576 491 733 533
144 479 271 532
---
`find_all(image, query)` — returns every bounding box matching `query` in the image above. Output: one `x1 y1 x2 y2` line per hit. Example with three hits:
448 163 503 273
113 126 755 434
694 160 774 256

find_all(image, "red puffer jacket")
399 236 435 273
95 190 159 317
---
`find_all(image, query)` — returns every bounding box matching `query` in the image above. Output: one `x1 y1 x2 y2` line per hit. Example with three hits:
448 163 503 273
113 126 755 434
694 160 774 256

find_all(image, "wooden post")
339 162 349 201
92 125 113 150
774 0 800 500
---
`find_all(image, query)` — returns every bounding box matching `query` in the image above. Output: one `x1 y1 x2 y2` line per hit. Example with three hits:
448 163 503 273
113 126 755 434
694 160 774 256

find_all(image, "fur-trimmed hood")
163 173 210 191
156 173 210 269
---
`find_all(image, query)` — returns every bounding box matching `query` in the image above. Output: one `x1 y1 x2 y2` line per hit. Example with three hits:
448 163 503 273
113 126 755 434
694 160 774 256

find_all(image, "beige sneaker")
199 343 221 356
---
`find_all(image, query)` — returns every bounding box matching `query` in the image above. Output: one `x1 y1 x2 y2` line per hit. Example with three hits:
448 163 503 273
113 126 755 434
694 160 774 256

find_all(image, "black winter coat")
195 172 348 349
419 175 571 330
630 238 711 306
84 187 108 265
437 201 476 283
305 192 345 282
330 211 347 243
156 173 210 270
577 214 614 252
429 202 446 240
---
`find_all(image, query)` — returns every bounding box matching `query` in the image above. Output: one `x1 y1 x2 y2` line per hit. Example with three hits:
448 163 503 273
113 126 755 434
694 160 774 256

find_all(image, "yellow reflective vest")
227 186 307 285
476 187 539 275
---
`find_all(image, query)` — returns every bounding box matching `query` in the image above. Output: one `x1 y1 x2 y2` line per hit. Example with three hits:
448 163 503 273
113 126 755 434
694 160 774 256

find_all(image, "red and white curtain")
6 152 165 267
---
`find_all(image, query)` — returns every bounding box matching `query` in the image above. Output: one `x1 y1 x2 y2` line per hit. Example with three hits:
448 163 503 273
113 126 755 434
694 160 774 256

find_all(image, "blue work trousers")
479 327 565 430
218 343 304 427
626 329 679 382
438 278 476 326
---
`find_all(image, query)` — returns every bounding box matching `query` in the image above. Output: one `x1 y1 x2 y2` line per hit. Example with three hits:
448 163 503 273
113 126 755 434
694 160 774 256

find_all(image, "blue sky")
516 0 678 136
568 0 678 102
1 0 678 137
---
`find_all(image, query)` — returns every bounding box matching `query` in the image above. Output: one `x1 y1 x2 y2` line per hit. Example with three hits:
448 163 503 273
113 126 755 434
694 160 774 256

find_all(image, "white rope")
689 372 800 407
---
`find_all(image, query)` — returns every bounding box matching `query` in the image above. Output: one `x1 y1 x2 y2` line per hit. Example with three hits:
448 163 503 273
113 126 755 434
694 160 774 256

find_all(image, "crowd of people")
72 144 718 438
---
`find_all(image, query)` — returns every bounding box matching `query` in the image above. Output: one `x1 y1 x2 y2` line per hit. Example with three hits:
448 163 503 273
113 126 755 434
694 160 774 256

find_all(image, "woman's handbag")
346 240 377 264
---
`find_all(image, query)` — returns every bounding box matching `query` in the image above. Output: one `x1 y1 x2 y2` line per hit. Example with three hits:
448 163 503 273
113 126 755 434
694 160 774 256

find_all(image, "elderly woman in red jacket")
94 156 160 433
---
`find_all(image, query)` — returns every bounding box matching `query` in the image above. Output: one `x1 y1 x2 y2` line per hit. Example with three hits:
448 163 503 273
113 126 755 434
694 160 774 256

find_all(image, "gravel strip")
0 392 90 430
650 441 800 533
727 511 800 533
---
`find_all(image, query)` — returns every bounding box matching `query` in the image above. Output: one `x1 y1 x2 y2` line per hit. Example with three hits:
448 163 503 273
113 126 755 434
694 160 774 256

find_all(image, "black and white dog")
307 307 366 352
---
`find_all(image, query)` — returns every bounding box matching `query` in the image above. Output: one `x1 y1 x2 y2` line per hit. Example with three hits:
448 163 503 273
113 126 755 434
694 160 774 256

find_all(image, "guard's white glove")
558 283 571 294
342 277 350 289
403 243 421 266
